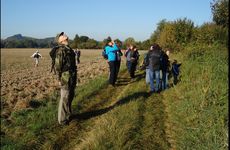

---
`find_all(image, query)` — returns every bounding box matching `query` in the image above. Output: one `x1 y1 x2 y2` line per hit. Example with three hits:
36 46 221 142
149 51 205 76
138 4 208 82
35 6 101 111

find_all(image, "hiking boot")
59 120 69 126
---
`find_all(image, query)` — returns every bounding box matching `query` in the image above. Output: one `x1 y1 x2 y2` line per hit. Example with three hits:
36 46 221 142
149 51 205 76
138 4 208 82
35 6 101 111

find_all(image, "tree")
211 0 229 27
141 39 151 50
150 19 167 44
79 36 89 43
1 39 5 48
173 18 194 45
193 22 228 46
124 37 136 47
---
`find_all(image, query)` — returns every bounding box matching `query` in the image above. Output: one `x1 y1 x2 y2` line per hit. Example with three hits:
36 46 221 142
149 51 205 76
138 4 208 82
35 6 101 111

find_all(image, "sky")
1 0 213 41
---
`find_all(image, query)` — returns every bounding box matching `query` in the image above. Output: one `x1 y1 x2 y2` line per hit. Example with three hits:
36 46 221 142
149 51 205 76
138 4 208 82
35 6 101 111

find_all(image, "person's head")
166 50 170 56
150 43 160 51
129 44 133 50
56 32 69 45
132 45 137 51
106 36 113 46
173 59 177 64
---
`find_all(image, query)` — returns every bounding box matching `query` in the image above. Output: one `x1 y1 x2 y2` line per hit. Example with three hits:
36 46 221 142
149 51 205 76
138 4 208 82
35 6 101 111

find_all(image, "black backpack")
102 48 108 60
49 46 59 74
34 53 40 58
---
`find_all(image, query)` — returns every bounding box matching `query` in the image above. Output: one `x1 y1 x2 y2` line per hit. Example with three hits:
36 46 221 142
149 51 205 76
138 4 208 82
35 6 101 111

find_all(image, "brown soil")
1 57 109 118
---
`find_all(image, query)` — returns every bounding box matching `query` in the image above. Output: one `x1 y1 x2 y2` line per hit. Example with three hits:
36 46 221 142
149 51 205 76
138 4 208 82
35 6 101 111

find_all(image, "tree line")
1 0 228 50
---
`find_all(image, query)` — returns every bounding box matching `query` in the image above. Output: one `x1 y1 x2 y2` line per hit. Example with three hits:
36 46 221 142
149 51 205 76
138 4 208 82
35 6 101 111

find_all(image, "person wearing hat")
52 32 77 125
104 36 120 86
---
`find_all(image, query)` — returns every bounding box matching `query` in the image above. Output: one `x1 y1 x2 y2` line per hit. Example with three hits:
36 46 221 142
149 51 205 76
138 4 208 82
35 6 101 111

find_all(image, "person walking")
148 44 162 93
104 36 119 86
51 32 77 125
31 50 42 67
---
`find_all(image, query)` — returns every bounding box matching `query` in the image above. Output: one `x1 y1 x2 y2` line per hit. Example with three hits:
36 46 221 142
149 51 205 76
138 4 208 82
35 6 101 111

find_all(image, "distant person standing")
125 44 133 76
74 49 81 64
140 51 150 84
50 32 77 125
104 36 119 86
129 46 139 78
76 49 81 64
160 50 170 90
114 41 123 79
172 59 181 85
31 50 42 67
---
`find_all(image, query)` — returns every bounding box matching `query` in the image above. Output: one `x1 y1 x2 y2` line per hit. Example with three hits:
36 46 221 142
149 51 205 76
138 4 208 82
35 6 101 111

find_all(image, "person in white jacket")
31 50 42 67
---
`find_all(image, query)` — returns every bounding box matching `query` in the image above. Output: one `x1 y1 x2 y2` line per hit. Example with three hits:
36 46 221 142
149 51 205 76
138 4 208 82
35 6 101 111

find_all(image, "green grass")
162 43 228 149
1 76 108 150
1 45 228 149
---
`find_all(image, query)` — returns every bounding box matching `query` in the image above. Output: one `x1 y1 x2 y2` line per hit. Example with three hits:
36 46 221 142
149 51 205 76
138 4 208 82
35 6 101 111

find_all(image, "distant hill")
5 34 55 42
5 34 26 41
1 34 56 48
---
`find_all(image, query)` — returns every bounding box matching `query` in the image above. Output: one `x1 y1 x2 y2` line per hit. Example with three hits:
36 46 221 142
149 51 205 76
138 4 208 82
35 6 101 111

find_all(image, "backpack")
50 45 76 74
49 46 59 74
102 48 108 60
34 53 40 58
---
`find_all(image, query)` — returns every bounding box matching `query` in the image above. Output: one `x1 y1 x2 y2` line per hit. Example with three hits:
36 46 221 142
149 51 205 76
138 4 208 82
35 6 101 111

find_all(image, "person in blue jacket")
172 59 181 85
104 36 119 86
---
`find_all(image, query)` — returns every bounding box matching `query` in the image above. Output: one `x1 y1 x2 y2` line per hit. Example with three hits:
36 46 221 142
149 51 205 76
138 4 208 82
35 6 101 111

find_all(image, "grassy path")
39 69 171 150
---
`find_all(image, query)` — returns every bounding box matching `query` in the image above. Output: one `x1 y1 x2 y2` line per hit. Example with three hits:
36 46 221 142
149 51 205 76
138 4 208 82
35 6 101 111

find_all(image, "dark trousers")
126 61 131 72
77 57 80 64
130 62 137 78
116 60 121 78
109 61 117 85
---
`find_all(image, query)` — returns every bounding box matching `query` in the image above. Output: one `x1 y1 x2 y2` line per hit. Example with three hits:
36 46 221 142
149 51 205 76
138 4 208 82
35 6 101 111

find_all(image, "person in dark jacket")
140 51 150 84
129 45 139 78
147 44 162 93
125 44 133 74
115 41 123 79
160 50 170 90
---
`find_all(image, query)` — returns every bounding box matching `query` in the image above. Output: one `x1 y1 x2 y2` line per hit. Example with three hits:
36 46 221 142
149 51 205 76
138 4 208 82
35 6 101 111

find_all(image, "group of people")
104 37 181 93
141 43 181 93
49 33 181 125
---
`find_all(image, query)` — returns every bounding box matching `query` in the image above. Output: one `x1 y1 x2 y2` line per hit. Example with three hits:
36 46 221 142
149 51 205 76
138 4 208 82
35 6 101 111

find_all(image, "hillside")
1 34 56 48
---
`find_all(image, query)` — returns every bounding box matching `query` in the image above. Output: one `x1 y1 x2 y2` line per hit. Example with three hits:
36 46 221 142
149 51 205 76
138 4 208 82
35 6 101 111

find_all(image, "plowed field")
1 48 114 118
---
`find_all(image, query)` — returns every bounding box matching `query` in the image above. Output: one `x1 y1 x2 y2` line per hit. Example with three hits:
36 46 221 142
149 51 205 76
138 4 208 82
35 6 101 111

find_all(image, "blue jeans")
162 71 169 90
146 68 150 84
149 69 160 92
126 61 131 73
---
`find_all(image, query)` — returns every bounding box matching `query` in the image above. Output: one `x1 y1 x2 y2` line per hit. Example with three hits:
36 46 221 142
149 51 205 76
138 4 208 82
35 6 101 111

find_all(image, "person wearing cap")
31 49 42 67
104 36 119 86
52 32 77 125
